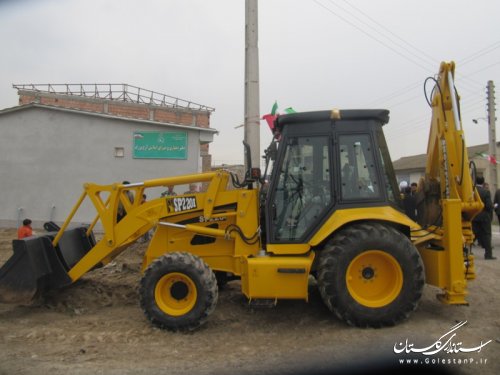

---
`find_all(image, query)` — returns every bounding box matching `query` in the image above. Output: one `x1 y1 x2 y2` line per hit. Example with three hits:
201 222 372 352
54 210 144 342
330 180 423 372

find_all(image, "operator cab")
264 109 400 244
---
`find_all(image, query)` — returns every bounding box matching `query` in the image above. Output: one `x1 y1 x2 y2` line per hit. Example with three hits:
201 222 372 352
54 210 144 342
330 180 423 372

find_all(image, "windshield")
270 136 332 241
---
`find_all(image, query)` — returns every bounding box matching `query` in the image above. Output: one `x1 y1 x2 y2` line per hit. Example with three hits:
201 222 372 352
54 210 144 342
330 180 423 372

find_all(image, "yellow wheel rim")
155 272 197 316
346 250 403 308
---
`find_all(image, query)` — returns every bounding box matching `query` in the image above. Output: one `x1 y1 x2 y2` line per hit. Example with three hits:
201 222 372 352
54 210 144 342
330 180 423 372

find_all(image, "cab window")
270 136 332 241
338 134 381 201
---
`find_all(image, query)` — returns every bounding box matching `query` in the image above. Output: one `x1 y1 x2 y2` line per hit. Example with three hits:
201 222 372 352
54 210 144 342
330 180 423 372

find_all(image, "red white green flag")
271 101 278 116
475 152 499 165
262 101 296 132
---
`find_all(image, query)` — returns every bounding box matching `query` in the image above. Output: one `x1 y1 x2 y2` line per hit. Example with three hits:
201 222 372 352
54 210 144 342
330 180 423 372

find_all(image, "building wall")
18 91 211 128
0 107 206 227
17 90 213 175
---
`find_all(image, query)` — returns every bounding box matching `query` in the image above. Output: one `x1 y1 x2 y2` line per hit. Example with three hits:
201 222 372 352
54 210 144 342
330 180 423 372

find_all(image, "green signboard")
133 131 187 159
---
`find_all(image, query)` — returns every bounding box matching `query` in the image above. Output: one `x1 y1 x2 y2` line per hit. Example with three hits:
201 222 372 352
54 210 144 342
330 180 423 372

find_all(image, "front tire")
317 223 424 328
140 252 218 331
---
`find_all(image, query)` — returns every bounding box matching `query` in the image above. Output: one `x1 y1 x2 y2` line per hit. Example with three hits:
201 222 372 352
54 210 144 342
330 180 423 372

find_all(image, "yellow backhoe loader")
0 62 483 331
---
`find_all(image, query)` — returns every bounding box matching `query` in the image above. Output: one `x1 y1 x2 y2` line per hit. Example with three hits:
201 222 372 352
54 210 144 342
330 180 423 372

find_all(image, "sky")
1 0 499 168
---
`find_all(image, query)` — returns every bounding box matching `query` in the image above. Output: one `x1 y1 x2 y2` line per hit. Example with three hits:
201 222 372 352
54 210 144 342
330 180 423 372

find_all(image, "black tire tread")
139 252 218 332
317 222 425 328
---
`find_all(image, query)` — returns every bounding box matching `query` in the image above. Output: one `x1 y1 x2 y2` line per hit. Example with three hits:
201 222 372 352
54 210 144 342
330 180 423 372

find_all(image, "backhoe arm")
416 61 483 304
424 61 483 218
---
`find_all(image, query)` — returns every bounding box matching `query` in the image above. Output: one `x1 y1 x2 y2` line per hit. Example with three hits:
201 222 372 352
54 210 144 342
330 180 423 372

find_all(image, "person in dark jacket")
493 188 500 225
472 177 496 260
403 186 417 221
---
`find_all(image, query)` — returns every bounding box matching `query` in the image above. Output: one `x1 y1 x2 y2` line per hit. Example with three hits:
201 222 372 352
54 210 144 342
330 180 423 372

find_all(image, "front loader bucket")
0 226 95 304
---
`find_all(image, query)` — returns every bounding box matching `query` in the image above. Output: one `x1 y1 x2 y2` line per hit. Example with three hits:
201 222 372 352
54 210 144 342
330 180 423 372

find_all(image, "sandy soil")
0 227 499 375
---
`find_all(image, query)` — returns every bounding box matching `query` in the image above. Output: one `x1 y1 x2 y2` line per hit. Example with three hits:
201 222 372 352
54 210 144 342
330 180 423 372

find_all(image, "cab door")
266 135 333 243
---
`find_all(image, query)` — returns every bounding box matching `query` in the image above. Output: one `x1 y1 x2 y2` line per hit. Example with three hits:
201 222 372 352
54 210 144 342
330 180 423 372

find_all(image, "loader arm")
416 61 483 304
0 170 253 303
61 172 236 282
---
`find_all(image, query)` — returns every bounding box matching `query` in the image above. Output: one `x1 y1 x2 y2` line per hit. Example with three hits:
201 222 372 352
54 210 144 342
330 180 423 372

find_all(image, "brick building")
0 84 217 227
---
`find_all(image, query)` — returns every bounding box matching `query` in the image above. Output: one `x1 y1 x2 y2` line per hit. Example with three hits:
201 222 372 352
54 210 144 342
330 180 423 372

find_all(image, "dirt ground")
0 227 499 375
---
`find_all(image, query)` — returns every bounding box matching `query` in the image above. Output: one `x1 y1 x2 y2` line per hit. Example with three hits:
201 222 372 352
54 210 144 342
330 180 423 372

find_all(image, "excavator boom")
415 61 483 304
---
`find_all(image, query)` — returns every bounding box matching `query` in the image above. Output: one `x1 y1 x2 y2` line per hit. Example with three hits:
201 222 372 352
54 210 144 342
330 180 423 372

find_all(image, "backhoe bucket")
0 226 95 304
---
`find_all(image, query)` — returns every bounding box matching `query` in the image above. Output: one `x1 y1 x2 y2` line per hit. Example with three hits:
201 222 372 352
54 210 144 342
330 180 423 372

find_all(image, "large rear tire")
140 252 218 331
317 223 424 328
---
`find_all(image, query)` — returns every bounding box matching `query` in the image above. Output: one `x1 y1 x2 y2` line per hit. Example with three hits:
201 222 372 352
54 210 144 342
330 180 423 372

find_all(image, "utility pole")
487 80 497 194
244 0 260 170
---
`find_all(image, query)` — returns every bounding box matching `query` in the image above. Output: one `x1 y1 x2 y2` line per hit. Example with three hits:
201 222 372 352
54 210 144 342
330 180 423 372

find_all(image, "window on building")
114 147 125 158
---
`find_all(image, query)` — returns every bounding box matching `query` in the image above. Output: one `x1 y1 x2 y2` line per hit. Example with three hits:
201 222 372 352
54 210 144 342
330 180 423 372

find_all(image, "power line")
386 106 490 143
385 95 489 139
327 0 436 68
312 0 432 71
310 0 498 143
364 81 421 106
459 40 500 66
312 0 496 112
340 0 438 66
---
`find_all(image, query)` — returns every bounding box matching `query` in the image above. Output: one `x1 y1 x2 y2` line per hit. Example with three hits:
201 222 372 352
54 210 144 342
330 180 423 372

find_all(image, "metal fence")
12 83 215 112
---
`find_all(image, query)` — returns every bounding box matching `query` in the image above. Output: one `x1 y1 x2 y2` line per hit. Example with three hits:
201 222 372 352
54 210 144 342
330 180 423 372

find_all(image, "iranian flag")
475 152 498 165
261 101 296 132
271 101 278 116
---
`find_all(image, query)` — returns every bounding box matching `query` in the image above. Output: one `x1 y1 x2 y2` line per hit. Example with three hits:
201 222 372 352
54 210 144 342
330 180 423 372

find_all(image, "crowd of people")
399 181 418 221
399 177 497 260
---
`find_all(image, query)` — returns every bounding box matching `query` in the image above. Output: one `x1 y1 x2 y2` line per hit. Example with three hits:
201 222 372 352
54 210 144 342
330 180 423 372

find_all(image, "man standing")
161 185 177 197
184 183 198 194
117 181 134 222
472 177 496 260
410 182 418 195
494 188 500 225
403 186 417 221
